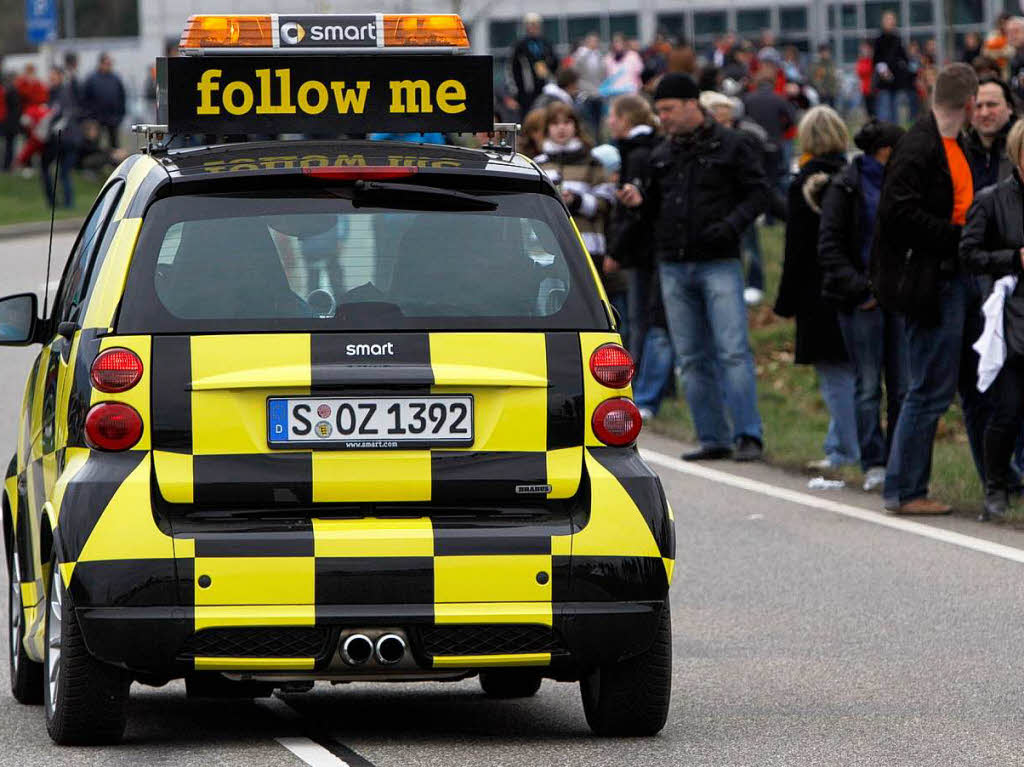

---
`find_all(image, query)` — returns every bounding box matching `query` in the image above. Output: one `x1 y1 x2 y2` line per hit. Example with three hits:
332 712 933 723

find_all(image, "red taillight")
592 398 643 447
84 403 143 451
90 348 143 393
301 166 419 181
589 343 634 388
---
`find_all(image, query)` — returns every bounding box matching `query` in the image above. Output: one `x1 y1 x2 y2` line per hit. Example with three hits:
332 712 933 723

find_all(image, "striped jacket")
534 139 623 294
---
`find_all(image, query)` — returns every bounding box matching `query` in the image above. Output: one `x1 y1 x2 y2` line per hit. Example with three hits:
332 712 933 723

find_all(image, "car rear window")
117 189 609 333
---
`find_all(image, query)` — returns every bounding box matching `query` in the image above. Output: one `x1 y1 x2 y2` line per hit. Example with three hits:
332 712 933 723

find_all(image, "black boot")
980 486 1009 522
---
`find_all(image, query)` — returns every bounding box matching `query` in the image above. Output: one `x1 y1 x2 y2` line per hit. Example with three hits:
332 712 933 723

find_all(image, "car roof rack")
132 124 171 154
481 122 519 160
133 122 520 159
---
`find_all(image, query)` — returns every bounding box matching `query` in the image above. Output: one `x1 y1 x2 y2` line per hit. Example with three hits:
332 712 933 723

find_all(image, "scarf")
541 137 584 155
858 154 885 266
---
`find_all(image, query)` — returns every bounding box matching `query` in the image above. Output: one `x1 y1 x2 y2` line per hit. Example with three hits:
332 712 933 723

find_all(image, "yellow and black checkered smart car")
1 132 673 745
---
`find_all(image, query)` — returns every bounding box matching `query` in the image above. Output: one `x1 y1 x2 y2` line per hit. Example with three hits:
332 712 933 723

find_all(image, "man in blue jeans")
618 73 769 461
872 63 979 514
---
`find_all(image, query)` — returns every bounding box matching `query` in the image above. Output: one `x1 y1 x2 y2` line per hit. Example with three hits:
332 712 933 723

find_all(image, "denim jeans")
958 274 992 484
875 88 898 123
632 325 675 414
837 306 908 471
884 276 966 505
816 362 860 466
626 268 652 359
659 259 763 448
42 147 75 209
741 226 764 292
777 140 794 195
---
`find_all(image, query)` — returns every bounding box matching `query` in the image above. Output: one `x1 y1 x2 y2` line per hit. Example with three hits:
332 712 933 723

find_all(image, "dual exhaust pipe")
341 633 406 666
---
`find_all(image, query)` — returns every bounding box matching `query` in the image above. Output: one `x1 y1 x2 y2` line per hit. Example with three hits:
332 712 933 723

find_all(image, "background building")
0 0 1019 126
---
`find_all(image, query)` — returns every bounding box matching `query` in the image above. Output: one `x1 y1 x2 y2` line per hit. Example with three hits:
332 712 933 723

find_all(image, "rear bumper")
75 600 666 678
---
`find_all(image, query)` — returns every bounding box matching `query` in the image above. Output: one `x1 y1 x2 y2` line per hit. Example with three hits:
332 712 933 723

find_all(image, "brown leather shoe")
892 498 953 515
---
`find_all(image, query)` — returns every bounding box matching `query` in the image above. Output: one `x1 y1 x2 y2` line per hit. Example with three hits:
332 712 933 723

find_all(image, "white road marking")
275 736 351 767
641 448 1024 565
258 698 352 767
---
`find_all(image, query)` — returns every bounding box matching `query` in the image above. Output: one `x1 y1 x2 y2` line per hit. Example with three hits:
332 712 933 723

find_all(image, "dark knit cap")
853 119 905 155
653 73 700 102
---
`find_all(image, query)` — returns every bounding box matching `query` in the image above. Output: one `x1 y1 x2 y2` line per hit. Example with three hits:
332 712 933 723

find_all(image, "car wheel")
580 600 672 736
479 669 543 698
9 550 43 704
43 546 131 745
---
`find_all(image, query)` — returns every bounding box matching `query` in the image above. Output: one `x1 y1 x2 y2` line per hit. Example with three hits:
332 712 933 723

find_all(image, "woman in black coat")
775 106 858 469
607 94 660 357
818 120 906 492
959 119 1024 520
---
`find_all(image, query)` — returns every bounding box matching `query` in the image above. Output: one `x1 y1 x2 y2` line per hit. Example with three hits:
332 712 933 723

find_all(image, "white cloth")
974 275 1018 393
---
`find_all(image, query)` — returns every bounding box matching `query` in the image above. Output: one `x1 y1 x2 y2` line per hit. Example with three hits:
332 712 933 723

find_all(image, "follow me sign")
160 55 494 135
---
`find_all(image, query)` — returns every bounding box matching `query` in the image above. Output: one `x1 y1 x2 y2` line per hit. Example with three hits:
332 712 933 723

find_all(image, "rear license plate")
267 396 474 450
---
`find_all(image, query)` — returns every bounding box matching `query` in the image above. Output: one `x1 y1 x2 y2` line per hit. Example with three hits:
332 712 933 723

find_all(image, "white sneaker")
639 407 655 422
744 287 764 306
863 466 886 492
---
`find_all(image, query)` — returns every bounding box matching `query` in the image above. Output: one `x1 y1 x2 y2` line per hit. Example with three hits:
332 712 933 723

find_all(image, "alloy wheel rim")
46 569 62 713
9 553 20 673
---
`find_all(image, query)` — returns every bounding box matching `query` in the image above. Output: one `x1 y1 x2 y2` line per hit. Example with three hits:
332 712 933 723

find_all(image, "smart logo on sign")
280 22 306 45
279 16 377 47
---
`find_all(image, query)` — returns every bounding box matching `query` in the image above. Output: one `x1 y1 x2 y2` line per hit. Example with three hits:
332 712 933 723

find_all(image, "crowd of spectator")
7 12 1024 520
501 11 1024 520
0 51 128 207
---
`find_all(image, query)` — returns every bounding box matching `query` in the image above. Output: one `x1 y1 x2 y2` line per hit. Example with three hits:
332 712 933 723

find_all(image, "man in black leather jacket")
618 73 769 462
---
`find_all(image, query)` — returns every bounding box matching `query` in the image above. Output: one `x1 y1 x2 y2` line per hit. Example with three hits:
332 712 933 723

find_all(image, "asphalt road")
3 231 1024 765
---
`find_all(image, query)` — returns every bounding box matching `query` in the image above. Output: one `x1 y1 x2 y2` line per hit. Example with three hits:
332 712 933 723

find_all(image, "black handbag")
1003 282 1024 362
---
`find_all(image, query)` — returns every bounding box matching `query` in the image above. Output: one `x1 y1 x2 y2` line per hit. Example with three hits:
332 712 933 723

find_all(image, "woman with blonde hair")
775 105 859 469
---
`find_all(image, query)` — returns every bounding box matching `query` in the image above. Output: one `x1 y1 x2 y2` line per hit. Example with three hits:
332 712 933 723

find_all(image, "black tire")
479 669 543 698
580 600 672 736
9 550 43 704
43 546 131 745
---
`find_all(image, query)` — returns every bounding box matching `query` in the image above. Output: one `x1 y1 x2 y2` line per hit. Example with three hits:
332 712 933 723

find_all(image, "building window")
67 0 139 37
953 0 984 24
694 11 727 37
656 13 685 41
489 20 519 49
841 4 859 30
779 7 808 33
737 9 771 34
842 36 862 62
567 15 601 46
909 1 934 25
609 14 639 39
544 18 563 47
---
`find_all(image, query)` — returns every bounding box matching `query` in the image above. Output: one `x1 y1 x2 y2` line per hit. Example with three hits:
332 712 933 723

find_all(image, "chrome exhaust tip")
340 634 374 666
374 633 406 665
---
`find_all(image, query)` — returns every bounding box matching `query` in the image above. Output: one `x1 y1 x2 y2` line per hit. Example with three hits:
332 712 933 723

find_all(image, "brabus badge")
515 484 552 495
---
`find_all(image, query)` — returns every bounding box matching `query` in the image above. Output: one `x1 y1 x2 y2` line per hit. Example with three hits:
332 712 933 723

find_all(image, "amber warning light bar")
179 14 470 54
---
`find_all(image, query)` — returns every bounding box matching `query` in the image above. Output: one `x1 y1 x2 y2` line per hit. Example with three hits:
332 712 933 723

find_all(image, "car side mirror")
0 293 40 346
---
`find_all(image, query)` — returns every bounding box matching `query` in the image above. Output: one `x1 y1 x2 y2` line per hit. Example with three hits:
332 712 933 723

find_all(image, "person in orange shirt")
984 13 1016 78
872 63 980 515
